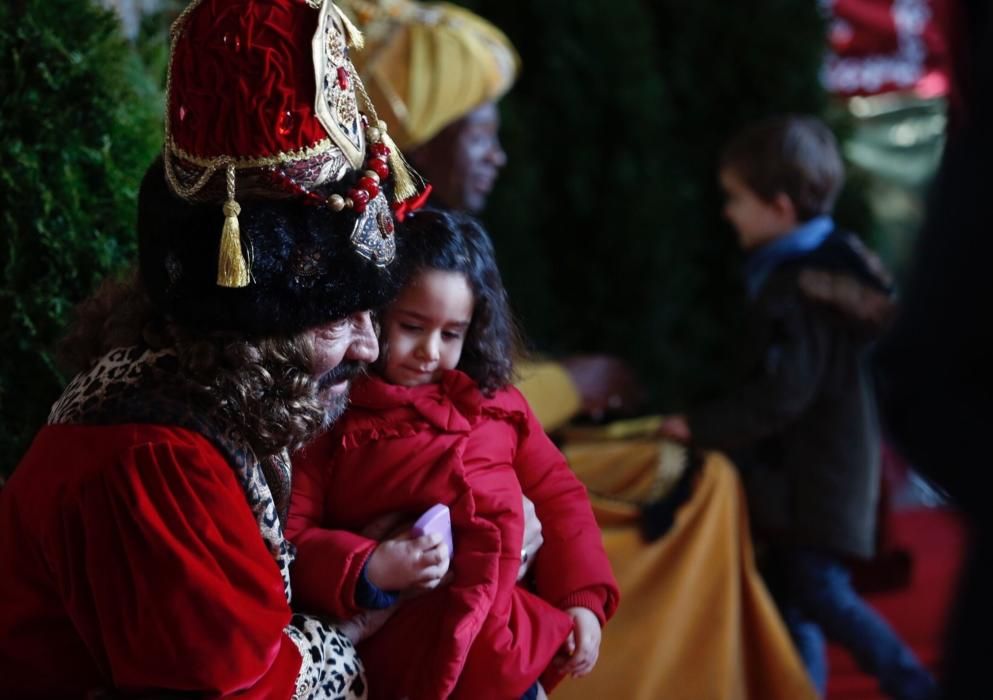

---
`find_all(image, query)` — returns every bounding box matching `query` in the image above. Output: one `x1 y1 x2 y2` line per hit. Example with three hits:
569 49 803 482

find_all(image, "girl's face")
381 269 474 387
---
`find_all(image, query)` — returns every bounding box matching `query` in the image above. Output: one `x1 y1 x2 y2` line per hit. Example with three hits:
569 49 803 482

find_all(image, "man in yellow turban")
342 0 516 213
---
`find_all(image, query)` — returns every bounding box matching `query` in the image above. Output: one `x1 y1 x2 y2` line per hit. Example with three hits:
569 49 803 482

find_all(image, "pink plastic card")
411 503 453 556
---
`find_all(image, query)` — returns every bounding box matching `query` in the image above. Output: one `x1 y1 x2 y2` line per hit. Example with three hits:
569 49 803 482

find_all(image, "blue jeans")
778 547 937 700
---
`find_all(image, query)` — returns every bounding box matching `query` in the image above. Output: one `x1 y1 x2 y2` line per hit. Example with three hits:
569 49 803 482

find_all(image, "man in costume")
338 2 819 698
0 1 423 696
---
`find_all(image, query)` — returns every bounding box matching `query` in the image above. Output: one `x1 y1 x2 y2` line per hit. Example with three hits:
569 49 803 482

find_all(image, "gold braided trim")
168 0 204 39
166 137 341 170
331 2 365 50
164 150 226 201
163 0 343 200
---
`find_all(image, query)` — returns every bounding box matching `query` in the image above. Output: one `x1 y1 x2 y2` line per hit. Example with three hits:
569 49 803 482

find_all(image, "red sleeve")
57 434 301 699
286 440 378 619
509 391 620 625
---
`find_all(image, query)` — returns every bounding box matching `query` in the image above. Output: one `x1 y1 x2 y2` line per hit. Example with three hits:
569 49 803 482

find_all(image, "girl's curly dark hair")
388 209 524 395
57 270 328 458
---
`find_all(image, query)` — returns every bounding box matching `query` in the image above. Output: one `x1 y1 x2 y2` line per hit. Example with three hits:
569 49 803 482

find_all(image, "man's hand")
560 354 645 422
518 495 543 581
553 607 602 678
366 533 450 592
657 414 692 443
337 605 398 644
359 512 409 541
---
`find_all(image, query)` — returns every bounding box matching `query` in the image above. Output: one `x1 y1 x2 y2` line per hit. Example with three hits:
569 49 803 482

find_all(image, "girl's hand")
553 607 602 678
366 533 450 592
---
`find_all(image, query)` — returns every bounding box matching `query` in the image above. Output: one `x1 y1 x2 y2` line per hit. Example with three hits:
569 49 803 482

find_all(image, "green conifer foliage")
459 0 831 409
0 0 161 474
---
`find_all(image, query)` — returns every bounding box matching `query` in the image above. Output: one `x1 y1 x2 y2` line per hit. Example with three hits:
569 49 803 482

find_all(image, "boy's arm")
511 392 620 624
688 295 831 450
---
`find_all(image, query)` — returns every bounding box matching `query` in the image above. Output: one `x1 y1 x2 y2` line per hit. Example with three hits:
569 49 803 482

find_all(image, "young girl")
287 210 618 700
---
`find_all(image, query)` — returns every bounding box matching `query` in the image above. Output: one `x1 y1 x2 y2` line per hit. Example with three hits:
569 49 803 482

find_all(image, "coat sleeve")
688 292 831 450
286 442 378 619
510 393 620 625
55 433 363 699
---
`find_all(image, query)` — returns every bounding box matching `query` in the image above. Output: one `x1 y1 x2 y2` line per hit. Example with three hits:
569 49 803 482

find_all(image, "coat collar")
350 370 482 432
743 216 834 298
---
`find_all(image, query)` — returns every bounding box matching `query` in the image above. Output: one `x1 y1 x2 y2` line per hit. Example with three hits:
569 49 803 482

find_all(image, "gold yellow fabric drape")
514 361 583 433
555 447 817 700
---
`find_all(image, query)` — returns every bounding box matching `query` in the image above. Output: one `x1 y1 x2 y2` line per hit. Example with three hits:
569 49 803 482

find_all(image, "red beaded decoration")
357 176 380 199
271 119 397 215
368 158 389 180
347 187 370 213
325 123 393 213
270 168 325 206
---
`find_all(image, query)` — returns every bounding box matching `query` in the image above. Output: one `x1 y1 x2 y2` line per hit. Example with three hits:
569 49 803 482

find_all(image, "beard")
320 391 350 429
316 360 364 428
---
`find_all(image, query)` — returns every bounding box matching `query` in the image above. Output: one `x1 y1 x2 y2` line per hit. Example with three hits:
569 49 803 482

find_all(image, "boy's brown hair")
721 114 844 222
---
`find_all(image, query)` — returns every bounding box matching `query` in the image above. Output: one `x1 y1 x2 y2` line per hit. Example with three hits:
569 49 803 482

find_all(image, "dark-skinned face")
408 102 507 213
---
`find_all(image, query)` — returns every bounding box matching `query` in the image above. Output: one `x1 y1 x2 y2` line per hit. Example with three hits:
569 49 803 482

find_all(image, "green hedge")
0 0 161 475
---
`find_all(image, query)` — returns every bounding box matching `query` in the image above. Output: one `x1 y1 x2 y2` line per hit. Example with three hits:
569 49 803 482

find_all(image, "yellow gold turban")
340 0 520 151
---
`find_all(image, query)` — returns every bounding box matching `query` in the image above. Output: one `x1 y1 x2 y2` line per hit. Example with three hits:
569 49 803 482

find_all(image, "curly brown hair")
384 210 525 396
58 270 330 458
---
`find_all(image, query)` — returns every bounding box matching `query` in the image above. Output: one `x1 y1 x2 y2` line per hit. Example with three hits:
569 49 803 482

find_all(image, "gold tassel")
217 164 250 288
333 3 365 50
380 129 418 201
348 63 420 202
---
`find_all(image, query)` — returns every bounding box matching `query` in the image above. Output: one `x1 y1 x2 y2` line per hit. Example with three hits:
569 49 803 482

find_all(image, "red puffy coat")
287 371 619 699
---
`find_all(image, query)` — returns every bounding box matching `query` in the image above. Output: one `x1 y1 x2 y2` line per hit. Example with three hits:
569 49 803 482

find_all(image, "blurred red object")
823 0 954 98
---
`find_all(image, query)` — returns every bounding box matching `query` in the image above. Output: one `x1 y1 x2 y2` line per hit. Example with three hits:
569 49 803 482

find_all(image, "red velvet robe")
0 424 304 699
287 371 619 700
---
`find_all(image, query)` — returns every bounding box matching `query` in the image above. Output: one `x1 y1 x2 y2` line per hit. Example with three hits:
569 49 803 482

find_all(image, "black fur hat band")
139 159 399 338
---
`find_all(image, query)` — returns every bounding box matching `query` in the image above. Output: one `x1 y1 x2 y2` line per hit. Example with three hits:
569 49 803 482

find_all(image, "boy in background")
659 115 936 700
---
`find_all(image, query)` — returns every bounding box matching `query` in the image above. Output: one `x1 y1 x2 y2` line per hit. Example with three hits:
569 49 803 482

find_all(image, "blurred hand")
518 495 543 581
337 605 398 644
553 607 602 677
366 533 450 592
560 354 645 422
359 512 410 541
657 414 691 443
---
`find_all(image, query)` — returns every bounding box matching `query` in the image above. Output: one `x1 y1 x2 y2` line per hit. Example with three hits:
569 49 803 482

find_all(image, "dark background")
0 0 870 475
